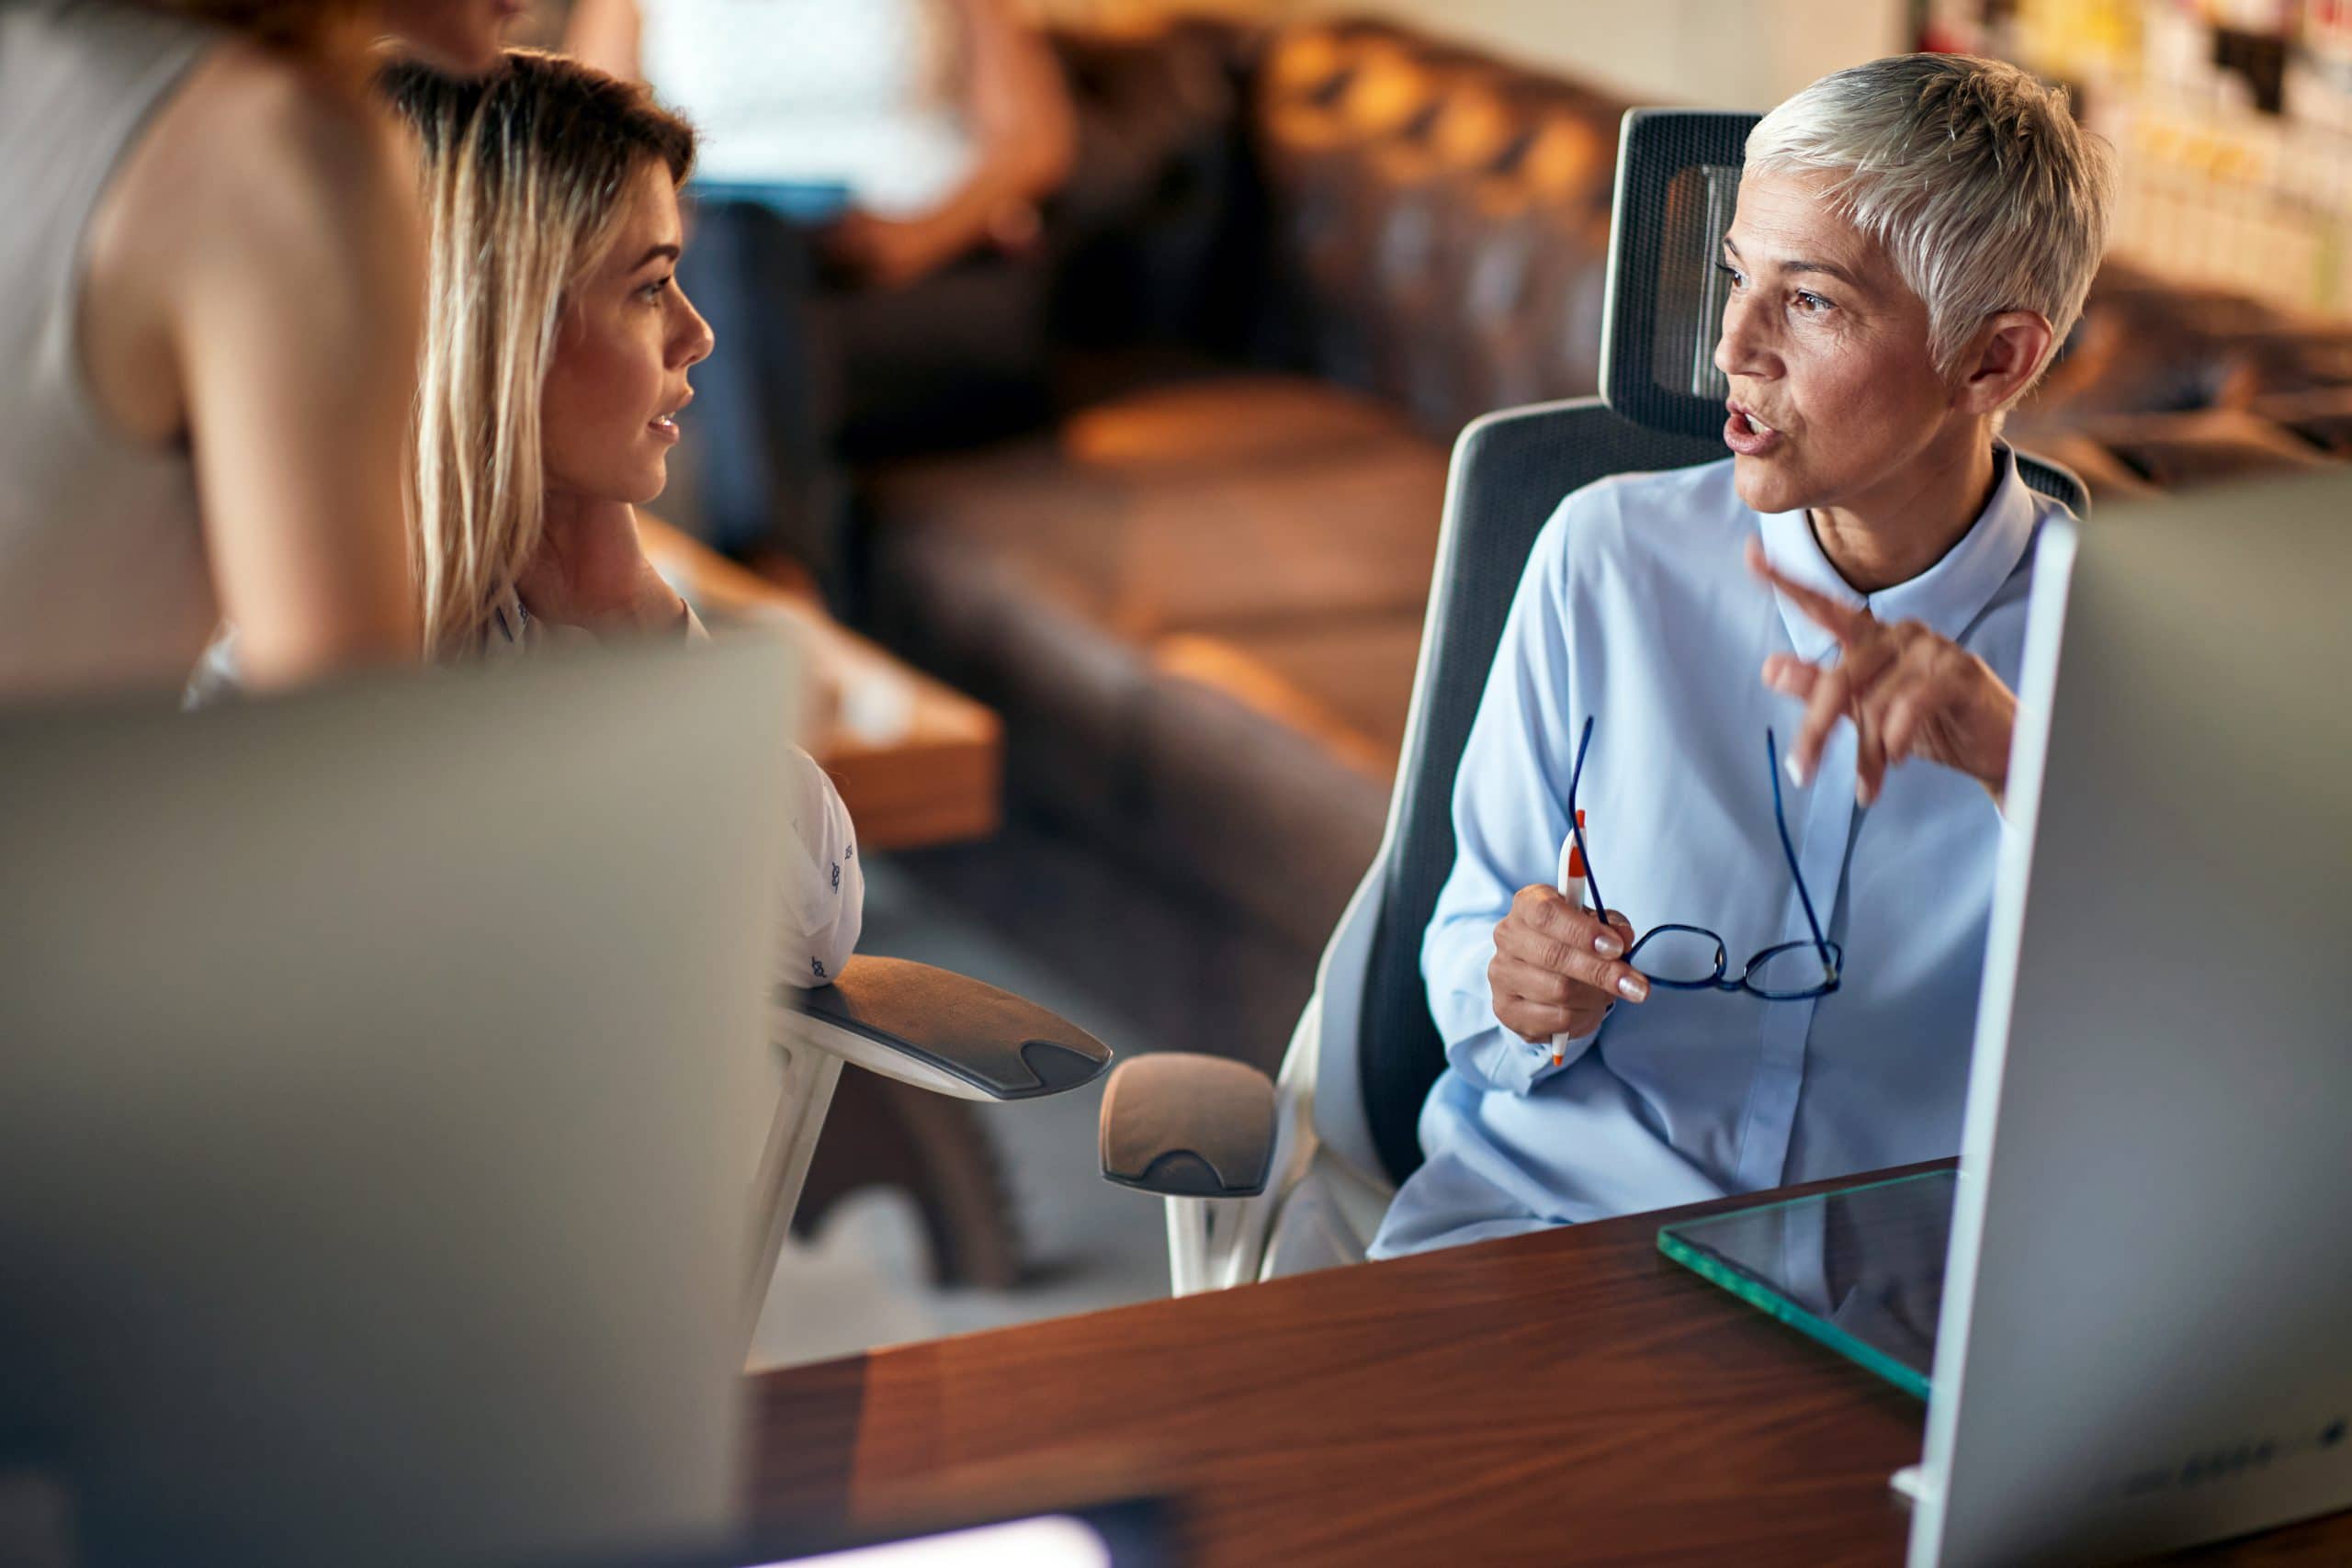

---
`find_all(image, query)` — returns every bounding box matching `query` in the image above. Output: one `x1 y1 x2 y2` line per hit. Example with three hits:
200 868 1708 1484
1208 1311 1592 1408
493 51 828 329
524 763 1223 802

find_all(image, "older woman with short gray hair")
1372 54 2113 1258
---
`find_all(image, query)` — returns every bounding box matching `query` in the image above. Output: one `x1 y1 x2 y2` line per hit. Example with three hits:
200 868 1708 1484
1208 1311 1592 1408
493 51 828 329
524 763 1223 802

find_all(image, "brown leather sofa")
854 17 2352 1064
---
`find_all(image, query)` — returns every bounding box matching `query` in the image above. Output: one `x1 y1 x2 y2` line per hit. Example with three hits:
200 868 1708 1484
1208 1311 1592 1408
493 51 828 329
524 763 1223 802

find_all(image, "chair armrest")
797 955 1111 1101
1098 1053 1277 1199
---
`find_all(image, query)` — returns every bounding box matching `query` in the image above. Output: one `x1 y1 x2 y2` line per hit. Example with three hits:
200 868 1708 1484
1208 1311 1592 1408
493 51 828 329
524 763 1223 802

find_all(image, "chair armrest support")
797 955 1111 1101
1098 1053 1278 1199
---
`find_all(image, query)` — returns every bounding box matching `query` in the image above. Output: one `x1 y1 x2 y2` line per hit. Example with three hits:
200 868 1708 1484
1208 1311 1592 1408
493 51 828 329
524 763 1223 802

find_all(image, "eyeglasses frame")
1565 714 1843 1002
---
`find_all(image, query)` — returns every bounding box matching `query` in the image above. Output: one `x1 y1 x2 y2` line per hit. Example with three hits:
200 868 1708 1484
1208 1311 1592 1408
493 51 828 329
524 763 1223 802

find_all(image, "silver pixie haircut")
1746 53 2113 400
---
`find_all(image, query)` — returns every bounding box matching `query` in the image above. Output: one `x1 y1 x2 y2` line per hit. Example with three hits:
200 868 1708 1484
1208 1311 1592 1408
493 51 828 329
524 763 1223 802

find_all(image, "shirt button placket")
1734 723 1855 1191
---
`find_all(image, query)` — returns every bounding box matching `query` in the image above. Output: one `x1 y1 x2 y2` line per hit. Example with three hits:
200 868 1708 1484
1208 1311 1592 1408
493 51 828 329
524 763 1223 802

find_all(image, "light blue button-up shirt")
1369 447 2059 1258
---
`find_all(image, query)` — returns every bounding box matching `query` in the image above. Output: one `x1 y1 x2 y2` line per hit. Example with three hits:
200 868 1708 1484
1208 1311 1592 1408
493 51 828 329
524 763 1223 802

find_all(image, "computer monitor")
0 639 798 1568
1910 469 2352 1564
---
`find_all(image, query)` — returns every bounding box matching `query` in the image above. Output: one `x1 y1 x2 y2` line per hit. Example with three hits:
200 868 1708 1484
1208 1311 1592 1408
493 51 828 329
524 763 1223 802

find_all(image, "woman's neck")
1805 424 1999 595
515 490 684 634
537 489 635 548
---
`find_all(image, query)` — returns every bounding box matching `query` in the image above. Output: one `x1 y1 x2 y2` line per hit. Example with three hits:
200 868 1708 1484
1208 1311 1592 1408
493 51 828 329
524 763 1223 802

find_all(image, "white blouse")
489 590 864 990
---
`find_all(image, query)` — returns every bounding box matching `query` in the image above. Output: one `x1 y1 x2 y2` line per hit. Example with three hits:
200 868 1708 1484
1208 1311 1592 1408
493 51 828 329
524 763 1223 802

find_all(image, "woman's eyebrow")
1721 236 1862 289
1783 257 1862 288
629 243 683 272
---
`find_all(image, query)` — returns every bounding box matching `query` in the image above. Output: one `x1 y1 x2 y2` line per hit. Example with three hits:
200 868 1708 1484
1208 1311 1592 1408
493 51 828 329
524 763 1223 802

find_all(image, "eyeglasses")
1567 715 1842 1002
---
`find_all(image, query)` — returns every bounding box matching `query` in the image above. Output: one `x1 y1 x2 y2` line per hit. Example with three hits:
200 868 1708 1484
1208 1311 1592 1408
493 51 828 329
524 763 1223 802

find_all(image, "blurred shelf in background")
1925 0 2352 318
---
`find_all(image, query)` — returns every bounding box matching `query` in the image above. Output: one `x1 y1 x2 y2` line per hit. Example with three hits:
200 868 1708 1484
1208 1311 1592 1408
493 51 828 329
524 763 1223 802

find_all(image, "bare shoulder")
117 38 419 285
79 39 416 439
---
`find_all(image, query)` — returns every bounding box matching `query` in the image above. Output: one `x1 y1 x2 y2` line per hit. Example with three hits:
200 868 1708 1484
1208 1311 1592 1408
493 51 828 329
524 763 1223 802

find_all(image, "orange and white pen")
1551 808 1588 1067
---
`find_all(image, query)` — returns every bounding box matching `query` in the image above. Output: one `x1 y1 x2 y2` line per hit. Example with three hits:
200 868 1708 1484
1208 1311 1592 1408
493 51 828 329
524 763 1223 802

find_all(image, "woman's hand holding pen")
1746 538 2018 809
1490 886 1645 1046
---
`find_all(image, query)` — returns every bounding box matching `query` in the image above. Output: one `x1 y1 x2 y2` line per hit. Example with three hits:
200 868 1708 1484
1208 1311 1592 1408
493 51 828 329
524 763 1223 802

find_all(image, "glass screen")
1657 1168 1957 1399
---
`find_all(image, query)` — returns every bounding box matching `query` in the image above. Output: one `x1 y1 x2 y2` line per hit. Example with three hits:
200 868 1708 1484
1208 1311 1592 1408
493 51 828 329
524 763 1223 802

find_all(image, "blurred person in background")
0 0 514 702
378 48 862 986
563 0 1077 590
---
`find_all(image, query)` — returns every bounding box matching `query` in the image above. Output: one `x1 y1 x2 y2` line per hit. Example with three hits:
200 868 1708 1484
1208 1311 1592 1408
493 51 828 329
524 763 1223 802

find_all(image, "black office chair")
1096 109 2089 1292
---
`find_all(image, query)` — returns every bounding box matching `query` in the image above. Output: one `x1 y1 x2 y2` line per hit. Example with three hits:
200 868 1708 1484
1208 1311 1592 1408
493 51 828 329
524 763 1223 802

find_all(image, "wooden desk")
744 1165 2352 1565
641 520 1002 852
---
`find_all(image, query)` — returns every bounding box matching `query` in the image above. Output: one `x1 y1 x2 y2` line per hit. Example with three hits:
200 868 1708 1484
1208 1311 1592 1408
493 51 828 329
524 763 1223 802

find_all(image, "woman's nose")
1713 291 1774 382
671 282 716 369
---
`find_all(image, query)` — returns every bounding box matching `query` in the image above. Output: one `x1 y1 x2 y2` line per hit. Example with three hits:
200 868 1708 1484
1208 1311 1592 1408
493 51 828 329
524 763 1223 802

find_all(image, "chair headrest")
1600 109 1762 440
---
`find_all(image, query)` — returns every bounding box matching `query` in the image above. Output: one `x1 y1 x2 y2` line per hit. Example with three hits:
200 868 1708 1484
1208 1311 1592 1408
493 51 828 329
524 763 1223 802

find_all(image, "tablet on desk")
1657 1168 1953 1400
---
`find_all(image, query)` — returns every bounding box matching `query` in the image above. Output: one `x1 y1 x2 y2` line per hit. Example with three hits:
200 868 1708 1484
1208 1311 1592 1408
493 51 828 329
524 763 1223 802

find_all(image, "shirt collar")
490 587 530 649
1755 444 2042 662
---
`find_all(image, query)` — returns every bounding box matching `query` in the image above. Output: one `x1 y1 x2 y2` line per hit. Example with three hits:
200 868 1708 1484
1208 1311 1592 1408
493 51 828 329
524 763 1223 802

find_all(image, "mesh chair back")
1350 110 2087 1187
2013 452 2088 514
1601 110 1759 436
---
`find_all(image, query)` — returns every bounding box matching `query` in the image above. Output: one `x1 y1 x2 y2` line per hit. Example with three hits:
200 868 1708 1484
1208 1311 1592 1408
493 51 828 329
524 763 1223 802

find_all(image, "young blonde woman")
0 0 512 702
381 49 861 984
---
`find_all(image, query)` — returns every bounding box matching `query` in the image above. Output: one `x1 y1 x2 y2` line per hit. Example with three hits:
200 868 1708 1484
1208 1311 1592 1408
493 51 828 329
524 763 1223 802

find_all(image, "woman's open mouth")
649 392 691 444
644 394 686 444
1724 401 1785 457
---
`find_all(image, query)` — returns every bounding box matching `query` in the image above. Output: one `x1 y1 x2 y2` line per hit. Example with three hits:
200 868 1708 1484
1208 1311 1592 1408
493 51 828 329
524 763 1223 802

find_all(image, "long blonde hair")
380 50 695 660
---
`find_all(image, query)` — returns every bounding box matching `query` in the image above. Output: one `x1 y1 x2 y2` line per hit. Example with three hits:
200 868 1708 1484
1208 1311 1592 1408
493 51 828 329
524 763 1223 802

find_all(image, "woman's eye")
1793 289 1831 314
1714 260 1744 288
640 275 674 301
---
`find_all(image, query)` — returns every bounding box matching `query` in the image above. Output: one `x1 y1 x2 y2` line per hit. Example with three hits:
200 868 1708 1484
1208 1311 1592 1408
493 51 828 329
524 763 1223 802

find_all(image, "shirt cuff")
1469 1010 1610 1097
1526 1010 1610 1088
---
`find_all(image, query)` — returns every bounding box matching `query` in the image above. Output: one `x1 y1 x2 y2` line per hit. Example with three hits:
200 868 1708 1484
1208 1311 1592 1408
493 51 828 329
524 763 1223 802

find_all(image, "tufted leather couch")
856 17 2352 1062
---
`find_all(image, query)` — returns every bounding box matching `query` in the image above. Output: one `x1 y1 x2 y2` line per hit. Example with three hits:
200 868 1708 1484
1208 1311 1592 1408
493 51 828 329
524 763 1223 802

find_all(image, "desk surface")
745 1163 2352 1565
641 519 1001 852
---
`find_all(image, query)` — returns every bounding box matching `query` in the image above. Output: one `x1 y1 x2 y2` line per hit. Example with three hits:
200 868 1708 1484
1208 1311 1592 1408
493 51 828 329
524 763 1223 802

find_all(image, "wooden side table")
641 518 1002 852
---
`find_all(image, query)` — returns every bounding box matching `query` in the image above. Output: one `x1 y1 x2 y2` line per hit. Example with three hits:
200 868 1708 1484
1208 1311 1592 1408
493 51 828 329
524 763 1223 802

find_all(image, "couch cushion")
2244 387 2352 456
2210 325 2352 404
1136 641 1395 952
869 522 1154 840
2008 433 2163 508
2060 408 2337 490
1156 616 1423 774
2028 270 2300 422
1137 617 1425 948
866 376 1448 637
865 376 1448 948
1058 373 1423 468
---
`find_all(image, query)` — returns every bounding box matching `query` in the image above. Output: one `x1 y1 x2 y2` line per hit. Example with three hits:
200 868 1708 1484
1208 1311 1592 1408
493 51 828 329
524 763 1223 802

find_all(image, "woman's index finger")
1745 536 1871 643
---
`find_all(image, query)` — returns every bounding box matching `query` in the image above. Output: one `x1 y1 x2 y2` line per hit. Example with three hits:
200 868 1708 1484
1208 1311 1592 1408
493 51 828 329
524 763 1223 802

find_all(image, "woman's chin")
621 457 670 507
1733 457 1803 516
384 8 507 75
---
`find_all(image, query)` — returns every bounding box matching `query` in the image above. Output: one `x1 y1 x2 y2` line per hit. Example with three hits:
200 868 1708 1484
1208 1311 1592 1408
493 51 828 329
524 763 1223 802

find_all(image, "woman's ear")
1959 310 2055 415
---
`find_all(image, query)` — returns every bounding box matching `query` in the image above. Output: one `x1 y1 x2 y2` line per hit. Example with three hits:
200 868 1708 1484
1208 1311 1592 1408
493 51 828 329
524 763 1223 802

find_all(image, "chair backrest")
1350 109 2088 1187
1601 110 1759 437
1355 402 1722 1182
